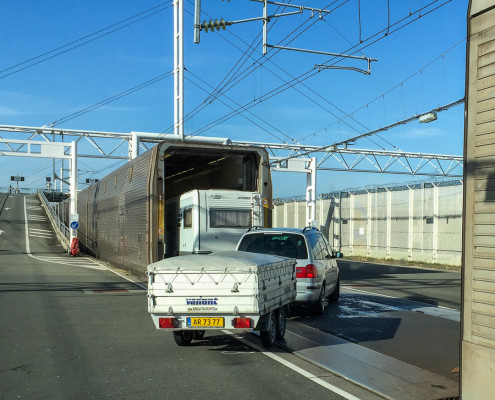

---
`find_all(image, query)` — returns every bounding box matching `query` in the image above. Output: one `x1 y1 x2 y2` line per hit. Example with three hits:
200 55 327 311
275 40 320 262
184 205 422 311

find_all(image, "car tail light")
159 317 176 328
296 264 317 279
232 317 252 328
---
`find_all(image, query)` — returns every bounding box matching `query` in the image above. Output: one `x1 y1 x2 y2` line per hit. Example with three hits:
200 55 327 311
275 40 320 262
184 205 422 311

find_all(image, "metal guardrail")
0 192 8 215
38 190 70 251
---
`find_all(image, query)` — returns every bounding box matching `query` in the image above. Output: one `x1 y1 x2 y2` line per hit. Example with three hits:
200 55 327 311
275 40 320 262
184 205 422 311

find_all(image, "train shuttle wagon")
74 140 272 277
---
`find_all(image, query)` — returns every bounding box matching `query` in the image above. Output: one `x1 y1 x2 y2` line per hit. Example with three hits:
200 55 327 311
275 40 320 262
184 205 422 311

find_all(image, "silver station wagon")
236 227 343 314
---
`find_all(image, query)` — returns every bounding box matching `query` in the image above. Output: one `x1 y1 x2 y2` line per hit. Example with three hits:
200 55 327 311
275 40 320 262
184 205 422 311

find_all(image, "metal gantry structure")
0 123 463 226
0 123 463 178
0 134 79 243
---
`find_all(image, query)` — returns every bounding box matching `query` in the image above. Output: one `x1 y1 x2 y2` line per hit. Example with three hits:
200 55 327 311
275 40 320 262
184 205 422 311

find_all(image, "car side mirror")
332 251 344 259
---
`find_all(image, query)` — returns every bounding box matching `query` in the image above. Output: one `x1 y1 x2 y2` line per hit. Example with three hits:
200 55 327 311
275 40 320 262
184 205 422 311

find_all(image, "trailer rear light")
296 264 317 279
232 317 252 328
159 317 176 329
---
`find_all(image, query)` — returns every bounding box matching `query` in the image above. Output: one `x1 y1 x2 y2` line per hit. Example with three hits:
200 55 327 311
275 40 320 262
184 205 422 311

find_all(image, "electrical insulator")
201 18 227 33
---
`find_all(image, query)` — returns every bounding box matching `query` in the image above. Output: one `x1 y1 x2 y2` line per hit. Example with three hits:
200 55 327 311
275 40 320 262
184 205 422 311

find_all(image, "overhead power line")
186 0 453 140
48 72 173 127
297 37 466 143
274 98 465 164
169 0 348 141
0 1 172 80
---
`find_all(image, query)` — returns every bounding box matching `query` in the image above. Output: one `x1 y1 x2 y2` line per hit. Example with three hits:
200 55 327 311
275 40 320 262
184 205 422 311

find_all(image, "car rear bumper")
294 287 321 303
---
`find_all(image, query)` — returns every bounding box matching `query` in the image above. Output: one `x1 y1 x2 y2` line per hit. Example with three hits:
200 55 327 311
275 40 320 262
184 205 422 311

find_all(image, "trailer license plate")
187 317 224 328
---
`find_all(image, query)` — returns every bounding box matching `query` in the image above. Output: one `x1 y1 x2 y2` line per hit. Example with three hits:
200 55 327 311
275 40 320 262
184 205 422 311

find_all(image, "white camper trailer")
178 189 263 254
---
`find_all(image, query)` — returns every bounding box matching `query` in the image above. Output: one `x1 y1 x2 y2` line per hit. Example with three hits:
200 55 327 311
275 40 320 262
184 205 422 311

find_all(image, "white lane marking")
222 330 362 400
23 196 146 284
24 196 103 270
29 215 47 220
0 230 4 236
24 196 32 255
29 233 53 239
30 228 52 233
343 286 460 322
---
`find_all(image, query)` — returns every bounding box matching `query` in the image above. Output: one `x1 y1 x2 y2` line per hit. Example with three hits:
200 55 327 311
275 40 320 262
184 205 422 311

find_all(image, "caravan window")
183 208 192 228
210 209 251 228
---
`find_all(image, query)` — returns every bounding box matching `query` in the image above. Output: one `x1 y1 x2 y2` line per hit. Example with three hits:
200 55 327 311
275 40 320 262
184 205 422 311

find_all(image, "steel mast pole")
174 0 184 138
69 141 78 244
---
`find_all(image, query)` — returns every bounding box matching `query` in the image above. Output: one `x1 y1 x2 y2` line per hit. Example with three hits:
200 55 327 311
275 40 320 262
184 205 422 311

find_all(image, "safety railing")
0 192 8 214
38 190 70 251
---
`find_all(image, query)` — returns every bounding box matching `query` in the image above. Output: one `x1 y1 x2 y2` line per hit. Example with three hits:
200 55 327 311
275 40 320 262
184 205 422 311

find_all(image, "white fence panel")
273 180 463 266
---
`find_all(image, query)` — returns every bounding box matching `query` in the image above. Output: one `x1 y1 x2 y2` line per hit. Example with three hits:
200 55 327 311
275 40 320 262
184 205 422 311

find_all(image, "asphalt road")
0 193 462 399
291 259 461 382
0 194 379 400
338 259 461 310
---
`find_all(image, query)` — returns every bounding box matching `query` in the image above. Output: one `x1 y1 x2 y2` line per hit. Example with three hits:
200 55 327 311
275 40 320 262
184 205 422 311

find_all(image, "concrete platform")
279 320 459 400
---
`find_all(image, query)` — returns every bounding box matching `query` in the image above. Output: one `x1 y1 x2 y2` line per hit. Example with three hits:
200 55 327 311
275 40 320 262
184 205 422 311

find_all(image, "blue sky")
1 0 467 197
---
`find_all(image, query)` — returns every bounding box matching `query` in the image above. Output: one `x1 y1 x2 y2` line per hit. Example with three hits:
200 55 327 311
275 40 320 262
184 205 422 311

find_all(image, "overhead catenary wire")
187 69 298 142
164 0 290 137
165 0 348 139
186 0 453 139
181 0 447 138
188 0 295 107
0 1 173 80
272 98 465 167
162 0 328 138
33 0 453 149
297 37 466 143
48 72 173 127
208 0 349 105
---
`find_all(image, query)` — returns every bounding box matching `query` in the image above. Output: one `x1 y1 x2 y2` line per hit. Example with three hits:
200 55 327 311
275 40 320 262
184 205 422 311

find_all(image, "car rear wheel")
311 285 326 315
328 277 340 302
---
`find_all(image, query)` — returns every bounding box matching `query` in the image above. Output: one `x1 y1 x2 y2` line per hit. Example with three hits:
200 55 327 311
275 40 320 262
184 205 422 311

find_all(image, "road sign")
70 221 79 230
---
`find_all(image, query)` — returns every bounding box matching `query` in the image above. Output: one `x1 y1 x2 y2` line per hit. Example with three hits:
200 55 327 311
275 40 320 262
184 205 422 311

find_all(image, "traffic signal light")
201 18 227 33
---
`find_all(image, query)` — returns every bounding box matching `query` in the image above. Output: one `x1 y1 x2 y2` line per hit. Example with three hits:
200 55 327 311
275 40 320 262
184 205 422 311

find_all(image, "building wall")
462 2 495 397
273 180 463 266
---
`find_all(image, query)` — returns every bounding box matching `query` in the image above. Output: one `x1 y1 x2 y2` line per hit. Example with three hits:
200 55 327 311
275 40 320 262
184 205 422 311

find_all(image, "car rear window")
237 233 308 259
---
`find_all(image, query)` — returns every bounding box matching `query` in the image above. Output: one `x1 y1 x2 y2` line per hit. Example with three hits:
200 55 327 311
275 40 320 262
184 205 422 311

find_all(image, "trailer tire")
260 311 277 347
173 331 193 346
193 330 205 340
275 308 286 340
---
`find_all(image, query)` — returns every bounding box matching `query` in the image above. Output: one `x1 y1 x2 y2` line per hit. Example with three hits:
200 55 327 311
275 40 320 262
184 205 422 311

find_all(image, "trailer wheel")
173 330 193 346
275 308 286 340
193 330 205 340
260 311 277 347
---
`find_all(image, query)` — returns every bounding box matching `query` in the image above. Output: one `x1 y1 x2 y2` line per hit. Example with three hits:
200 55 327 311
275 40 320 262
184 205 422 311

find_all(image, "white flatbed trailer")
147 251 296 347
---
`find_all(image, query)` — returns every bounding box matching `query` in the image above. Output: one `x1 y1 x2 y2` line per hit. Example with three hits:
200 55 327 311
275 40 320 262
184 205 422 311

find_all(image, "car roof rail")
302 226 319 233
247 226 265 232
